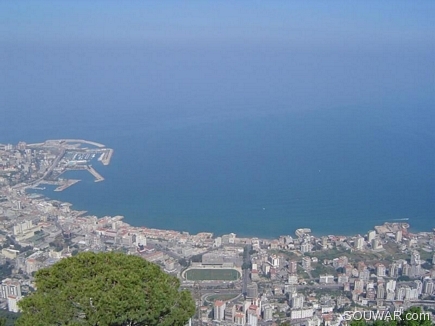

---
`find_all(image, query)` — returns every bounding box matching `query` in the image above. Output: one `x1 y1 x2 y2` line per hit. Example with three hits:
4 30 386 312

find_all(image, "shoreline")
6 139 435 239
23 186 429 240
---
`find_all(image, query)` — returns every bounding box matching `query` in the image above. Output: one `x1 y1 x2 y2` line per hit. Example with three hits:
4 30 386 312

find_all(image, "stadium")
182 262 242 281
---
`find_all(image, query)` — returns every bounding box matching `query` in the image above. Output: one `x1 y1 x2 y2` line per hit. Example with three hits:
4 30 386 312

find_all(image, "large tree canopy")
17 252 195 326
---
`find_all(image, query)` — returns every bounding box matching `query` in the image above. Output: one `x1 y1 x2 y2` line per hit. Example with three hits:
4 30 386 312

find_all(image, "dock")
100 149 113 166
85 165 105 182
54 179 81 191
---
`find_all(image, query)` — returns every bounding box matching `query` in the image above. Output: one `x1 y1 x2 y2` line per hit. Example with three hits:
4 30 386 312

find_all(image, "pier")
85 165 105 182
54 179 81 191
100 149 113 166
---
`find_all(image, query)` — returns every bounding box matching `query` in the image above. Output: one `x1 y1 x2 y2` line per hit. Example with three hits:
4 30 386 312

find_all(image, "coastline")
28 184 428 240
4 138 435 239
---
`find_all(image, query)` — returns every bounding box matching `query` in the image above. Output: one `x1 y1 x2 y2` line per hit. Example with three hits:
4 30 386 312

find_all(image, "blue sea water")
1 35 434 238
3 102 435 238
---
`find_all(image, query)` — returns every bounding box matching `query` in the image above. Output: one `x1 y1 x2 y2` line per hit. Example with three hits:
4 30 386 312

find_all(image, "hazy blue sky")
2 1 434 44
1 1 434 124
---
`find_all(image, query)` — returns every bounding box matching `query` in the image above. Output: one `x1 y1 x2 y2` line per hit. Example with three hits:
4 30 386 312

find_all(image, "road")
242 244 252 296
35 148 65 184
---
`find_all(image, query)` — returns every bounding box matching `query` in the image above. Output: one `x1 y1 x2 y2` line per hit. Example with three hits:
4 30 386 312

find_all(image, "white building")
247 310 258 326
395 230 402 242
368 230 376 242
376 264 386 277
319 275 335 284
291 294 305 309
291 308 314 320
355 236 365 250
411 251 421 265
214 300 226 321
263 304 273 321
1 278 21 299
386 280 396 292
7 295 21 313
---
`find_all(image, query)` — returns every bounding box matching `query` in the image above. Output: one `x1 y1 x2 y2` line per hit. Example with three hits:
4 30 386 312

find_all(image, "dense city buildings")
0 140 434 325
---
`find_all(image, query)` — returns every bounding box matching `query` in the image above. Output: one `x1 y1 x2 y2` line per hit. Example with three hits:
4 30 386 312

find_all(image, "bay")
9 103 435 238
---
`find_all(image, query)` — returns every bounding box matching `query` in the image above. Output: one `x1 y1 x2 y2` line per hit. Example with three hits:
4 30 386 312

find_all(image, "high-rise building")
291 308 314 320
410 264 421 278
414 280 423 295
359 268 370 282
214 300 226 321
402 263 411 276
386 290 395 300
404 286 412 300
411 251 421 265
7 295 21 313
301 242 311 254
377 285 385 299
376 264 386 277
372 238 382 250
344 264 353 276
263 304 273 321
386 280 396 292
319 275 335 284
234 313 245 325
287 275 298 286
247 309 258 326
337 274 349 284
321 236 328 250
291 294 305 309
368 230 376 242
302 257 311 270
135 234 147 246
354 279 364 293
423 278 434 295
409 288 419 300
389 263 398 278
355 236 365 250
396 287 406 301
268 255 280 267
0 279 21 299
289 260 298 274
395 230 402 242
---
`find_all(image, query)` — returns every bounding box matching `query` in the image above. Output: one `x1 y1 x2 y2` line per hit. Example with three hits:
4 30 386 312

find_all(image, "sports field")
184 268 241 281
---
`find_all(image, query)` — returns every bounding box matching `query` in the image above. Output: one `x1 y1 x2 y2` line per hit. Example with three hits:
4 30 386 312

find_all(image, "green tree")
17 252 195 326
398 307 432 326
350 307 433 326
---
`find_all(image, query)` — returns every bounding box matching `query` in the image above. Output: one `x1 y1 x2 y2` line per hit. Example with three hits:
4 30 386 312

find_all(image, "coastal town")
0 140 434 325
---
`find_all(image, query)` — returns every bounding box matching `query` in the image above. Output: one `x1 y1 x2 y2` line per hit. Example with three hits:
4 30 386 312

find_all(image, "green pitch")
185 268 241 281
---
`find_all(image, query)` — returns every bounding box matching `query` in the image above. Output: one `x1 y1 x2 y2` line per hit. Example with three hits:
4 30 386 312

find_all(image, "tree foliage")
0 310 20 326
17 252 195 326
350 307 433 326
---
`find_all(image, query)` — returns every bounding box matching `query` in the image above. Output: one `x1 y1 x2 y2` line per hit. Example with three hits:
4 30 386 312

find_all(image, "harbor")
17 139 113 192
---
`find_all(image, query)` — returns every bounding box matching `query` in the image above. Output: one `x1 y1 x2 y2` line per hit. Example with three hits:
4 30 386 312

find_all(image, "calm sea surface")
3 103 435 238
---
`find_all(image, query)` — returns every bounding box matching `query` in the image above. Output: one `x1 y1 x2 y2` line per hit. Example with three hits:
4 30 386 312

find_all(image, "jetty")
54 179 81 191
85 165 105 182
99 149 114 165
